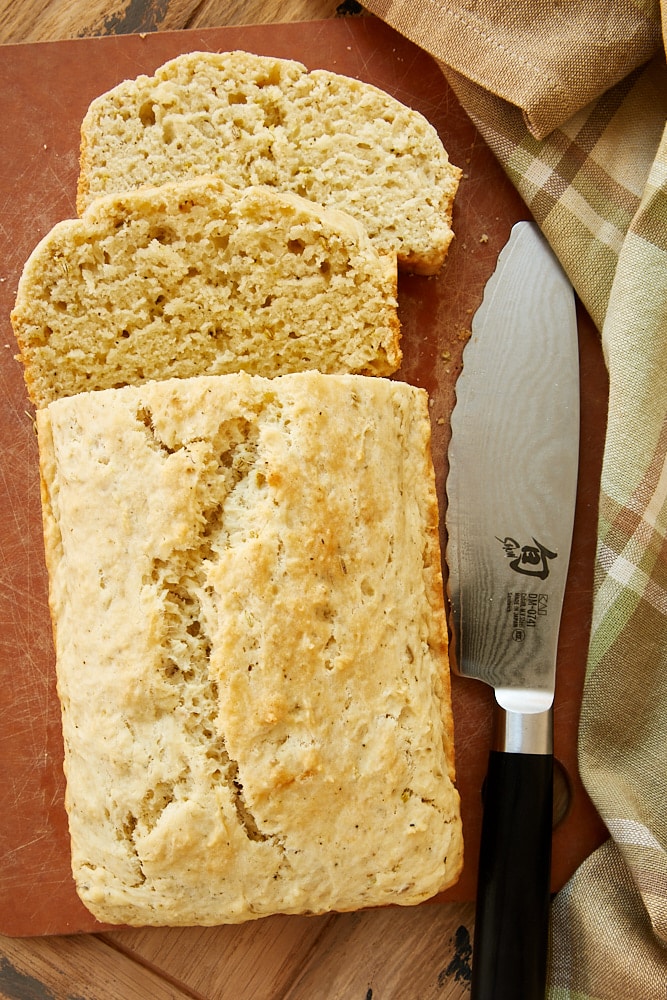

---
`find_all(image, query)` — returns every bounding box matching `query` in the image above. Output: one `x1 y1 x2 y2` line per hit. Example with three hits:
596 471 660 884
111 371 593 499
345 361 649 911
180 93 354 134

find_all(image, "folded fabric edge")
362 0 662 139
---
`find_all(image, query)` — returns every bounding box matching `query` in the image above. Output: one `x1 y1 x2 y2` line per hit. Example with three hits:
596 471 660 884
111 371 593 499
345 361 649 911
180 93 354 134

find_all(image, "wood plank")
0 0 194 42
101 904 475 999
0 0 52 42
0 932 195 999
0 0 352 44
103 913 337 1000
188 0 361 29
282 904 476 999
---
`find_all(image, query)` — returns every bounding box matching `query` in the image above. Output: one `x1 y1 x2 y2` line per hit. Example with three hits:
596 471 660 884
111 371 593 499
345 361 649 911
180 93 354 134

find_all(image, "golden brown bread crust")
37 371 462 926
76 50 461 274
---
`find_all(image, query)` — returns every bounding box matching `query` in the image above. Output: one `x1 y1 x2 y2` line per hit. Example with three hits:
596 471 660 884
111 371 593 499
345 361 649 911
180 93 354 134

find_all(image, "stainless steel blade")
446 220 579 716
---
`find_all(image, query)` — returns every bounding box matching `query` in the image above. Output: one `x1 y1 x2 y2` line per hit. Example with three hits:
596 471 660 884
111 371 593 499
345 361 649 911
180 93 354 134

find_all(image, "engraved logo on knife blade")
496 536 557 580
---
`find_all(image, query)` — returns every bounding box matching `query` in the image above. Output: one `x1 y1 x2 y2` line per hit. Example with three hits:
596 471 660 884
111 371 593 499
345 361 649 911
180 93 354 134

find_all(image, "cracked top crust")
37 371 462 926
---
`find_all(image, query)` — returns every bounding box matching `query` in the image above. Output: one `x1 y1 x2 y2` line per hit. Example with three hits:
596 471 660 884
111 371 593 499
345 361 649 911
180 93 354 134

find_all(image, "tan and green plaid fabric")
364 1 667 995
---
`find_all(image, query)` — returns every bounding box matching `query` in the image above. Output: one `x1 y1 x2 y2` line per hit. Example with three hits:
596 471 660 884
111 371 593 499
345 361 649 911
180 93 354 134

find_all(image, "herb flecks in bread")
37 372 463 926
12 177 400 408
76 50 462 274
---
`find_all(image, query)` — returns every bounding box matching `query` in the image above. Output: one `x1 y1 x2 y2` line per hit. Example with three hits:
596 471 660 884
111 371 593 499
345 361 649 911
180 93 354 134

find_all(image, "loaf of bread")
37 371 462 926
11 176 400 408
76 50 461 275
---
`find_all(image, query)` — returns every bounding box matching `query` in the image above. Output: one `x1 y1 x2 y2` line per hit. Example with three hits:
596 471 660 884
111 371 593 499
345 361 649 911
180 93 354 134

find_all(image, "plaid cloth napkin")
363 1 667 996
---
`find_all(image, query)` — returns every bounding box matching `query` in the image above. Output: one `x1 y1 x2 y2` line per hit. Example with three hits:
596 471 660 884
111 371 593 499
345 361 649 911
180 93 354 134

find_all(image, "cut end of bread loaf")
38 371 463 926
12 176 400 408
76 50 461 274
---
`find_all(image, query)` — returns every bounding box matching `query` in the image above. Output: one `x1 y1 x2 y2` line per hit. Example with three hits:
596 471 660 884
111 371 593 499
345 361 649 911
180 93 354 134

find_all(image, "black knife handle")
471 748 553 1000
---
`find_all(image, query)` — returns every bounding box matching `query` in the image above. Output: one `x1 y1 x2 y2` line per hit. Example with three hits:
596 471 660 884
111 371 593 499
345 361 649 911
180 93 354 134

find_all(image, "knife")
446 221 579 1000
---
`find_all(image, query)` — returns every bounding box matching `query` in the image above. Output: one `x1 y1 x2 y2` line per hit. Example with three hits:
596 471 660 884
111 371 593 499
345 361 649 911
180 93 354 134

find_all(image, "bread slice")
12 176 400 408
37 371 462 926
76 50 461 275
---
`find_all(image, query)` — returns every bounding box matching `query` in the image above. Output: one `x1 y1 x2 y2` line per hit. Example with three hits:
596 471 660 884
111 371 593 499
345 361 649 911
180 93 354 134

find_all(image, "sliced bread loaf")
76 50 461 275
12 176 400 408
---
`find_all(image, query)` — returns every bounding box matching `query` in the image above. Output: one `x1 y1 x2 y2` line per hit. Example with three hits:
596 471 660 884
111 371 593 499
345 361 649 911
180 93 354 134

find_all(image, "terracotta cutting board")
0 16 608 937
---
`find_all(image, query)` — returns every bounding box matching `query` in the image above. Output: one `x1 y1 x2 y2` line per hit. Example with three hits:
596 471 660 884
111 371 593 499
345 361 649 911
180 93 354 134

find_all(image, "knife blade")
446 220 579 1000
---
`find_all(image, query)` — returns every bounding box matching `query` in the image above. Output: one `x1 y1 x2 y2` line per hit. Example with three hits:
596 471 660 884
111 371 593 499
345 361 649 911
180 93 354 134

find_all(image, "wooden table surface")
0 2 487 997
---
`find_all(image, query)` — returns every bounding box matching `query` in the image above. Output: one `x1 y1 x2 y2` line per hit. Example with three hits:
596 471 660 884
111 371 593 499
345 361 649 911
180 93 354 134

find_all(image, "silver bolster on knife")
493 706 553 755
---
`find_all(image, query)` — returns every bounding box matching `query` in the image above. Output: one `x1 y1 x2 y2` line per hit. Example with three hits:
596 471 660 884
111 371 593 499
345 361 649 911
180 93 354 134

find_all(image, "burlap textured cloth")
363 1 667 996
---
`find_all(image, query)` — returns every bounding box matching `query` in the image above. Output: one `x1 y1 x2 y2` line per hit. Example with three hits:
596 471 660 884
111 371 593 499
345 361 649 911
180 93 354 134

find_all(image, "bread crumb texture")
76 50 462 273
12 176 400 408
37 372 462 926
